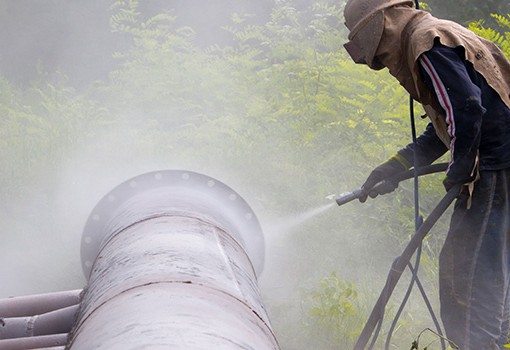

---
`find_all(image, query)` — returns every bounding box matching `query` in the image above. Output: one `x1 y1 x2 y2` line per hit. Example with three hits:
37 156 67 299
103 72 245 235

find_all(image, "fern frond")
491 13 510 29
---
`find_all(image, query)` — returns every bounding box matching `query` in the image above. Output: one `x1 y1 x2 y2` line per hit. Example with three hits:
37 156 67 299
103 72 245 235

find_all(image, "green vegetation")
469 13 510 57
425 0 510 26
1 1 508 349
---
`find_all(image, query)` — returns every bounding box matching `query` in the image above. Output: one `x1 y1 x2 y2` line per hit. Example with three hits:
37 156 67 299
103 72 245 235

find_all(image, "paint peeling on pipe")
67 170 278 349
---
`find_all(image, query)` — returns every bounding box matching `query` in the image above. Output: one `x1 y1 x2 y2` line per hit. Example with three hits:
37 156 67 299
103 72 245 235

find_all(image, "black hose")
384 95 446 350
385 259 446 350
353 183 461 350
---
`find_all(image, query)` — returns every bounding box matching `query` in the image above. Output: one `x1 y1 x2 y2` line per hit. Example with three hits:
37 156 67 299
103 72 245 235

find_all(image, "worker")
343 0 510 349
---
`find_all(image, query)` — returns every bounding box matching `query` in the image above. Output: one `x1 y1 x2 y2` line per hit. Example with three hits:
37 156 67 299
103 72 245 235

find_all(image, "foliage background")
1 1 508 349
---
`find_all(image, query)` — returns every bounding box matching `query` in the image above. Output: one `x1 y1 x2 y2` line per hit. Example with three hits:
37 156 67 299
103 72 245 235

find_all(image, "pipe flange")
81 170 264 279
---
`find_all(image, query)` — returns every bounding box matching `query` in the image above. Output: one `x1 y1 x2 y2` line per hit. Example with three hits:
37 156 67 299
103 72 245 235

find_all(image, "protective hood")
343 0 414 69
370 6 420 82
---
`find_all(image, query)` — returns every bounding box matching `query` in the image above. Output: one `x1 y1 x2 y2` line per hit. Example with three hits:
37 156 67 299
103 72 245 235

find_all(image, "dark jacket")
398 42 510 184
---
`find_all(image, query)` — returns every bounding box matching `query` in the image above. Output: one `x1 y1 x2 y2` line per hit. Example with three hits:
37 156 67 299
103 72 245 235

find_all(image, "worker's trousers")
440 169 510 350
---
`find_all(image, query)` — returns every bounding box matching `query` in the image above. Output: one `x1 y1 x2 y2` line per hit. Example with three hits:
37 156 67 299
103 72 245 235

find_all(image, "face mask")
344 40 367 65
343 10 385 70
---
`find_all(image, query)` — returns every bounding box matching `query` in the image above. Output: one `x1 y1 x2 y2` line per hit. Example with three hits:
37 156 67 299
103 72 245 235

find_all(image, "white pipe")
0 290 81 318
0 333 67 350
68 170 278 349
0 305 78 340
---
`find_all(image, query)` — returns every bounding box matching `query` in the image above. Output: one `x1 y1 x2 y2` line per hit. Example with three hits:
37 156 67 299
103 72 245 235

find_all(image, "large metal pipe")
0 291 80 349
0 304 77 340
0 333 68 350
0 290 81 318
67 170 279 349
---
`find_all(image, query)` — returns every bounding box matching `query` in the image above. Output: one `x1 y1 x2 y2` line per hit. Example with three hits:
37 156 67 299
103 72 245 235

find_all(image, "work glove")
443 157 479 201
443 176 463 193
359 155 409 203
443 174 476 200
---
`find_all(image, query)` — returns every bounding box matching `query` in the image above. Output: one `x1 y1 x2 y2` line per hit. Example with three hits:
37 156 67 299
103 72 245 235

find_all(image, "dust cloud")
0 0 273 298
0 1 448 350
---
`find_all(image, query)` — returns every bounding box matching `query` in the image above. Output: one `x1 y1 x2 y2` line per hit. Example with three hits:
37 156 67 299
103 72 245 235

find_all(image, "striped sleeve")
418 45 483 183
419 55 456 158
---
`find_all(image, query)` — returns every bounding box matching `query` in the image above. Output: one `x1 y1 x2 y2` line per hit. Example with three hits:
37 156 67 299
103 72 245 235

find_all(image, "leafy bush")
469 14 510 59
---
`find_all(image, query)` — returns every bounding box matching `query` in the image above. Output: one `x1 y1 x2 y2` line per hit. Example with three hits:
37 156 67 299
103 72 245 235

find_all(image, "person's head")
343 0 414 70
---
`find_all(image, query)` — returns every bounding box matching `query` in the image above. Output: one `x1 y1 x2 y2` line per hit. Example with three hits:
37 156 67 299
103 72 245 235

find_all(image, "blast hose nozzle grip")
334 163 449 207
335 189 363 206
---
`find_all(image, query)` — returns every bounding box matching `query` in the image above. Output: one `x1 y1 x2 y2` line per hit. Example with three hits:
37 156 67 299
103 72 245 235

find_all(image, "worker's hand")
359 157 408 203
443 176 459 193
443 158 478 199
443 175 474 199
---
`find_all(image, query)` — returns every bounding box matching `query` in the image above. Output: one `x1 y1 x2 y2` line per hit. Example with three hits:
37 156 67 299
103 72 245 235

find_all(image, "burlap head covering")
343 0 413 69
